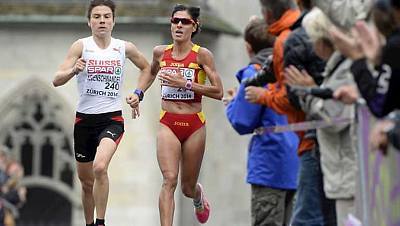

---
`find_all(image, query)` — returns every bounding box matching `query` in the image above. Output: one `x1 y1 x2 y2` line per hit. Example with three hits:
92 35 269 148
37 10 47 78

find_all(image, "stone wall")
0 1 262 224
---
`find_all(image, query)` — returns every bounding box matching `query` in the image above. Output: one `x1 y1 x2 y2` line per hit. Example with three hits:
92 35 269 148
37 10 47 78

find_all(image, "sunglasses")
170 17 195 25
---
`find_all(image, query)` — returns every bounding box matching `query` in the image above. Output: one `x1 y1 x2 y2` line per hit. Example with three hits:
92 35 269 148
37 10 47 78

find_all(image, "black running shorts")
74 111 124 162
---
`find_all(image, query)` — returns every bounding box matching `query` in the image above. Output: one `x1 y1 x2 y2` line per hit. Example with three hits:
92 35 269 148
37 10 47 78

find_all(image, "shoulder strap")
327 55 346 78
165 44 173 51
192 44 200 53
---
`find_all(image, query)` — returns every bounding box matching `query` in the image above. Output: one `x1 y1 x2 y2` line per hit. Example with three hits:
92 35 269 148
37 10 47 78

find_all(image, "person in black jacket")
283 1 337 226
332 0 400 118
284 1 325 110
331 0 400 154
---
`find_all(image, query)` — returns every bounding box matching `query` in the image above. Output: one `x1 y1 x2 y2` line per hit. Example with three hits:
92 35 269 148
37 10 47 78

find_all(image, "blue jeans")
291 147 337 226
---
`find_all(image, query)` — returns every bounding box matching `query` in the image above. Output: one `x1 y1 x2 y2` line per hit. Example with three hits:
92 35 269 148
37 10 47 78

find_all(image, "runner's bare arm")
125 42 153 92
195 47 223 100
53 40 84 87
125 44 162 118
126 45 164 107
151 45 167 76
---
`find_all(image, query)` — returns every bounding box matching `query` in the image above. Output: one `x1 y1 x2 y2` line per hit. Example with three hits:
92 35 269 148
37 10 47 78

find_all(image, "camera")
290 86 334 99
243 56 276 87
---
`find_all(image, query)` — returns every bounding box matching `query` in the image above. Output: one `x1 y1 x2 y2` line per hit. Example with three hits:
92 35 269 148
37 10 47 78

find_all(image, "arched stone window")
0 78 82 226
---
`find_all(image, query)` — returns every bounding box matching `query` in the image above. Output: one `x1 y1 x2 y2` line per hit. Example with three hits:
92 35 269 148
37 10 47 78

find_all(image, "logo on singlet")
115 67 122 75
76 153 86 158
107 131 117 138
113 47 121 54
170 62 184 67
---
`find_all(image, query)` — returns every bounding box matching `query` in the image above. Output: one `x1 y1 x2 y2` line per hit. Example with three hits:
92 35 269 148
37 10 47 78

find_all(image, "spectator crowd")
224 0 400 225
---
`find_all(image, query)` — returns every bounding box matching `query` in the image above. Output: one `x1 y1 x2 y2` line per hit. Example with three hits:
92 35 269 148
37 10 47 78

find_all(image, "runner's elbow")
52 80 59 87
52 77 64 87
214 90 223 100
52 79 60 87
218 88 224 99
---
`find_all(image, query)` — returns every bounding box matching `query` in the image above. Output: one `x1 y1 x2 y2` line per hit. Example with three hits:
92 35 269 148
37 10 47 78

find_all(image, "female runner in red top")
142 4 223 226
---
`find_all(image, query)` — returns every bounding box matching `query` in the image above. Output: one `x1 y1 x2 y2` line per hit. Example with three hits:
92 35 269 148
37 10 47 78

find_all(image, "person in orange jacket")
245 0 313 156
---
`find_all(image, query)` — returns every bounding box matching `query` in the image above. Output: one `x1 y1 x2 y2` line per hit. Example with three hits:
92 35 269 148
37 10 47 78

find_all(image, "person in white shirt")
52 1 153 225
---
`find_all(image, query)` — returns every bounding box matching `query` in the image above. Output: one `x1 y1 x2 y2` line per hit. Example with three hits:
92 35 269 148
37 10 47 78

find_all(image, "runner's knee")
79 177 94 193
162 172 178 191
93 161 108 178
181 182 196 198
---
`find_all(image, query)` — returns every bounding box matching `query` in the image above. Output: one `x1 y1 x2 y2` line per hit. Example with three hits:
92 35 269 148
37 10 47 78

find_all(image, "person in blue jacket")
223 17 299 226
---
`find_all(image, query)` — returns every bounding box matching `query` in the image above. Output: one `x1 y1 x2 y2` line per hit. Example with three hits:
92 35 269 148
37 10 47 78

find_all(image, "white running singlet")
76 36 126 114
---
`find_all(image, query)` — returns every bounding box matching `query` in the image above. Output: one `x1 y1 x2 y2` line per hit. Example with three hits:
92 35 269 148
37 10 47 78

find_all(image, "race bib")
160 67 195 100
84 66 122 98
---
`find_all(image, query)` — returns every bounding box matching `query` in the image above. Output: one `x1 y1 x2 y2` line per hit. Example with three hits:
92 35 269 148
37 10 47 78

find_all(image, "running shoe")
194 183 210 224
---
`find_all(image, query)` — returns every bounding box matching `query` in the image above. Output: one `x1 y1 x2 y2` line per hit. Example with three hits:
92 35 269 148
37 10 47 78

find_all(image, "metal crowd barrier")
356 103 400 226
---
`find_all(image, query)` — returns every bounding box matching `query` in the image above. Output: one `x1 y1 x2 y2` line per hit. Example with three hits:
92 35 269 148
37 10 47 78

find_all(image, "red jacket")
256 9 314 155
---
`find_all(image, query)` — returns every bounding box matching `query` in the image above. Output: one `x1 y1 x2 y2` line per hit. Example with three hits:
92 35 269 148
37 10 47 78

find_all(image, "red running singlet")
159 44 206 103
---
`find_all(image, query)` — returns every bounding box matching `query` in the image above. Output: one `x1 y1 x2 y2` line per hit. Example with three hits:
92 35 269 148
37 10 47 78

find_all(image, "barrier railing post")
356 101 371 226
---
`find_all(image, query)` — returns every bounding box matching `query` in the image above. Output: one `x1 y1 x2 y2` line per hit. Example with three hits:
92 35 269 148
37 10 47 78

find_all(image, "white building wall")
187 1 262 226
0 1 263 225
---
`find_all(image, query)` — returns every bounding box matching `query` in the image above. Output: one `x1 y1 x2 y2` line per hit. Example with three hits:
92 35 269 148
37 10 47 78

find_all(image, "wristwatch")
134 89 144 102
185 80 193 90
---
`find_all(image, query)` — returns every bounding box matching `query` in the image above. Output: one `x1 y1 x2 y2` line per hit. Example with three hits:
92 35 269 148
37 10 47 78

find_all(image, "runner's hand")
73 58 86 75
126 93 140 108
131 105 140 119
158 67 186 88
126 93 140 119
